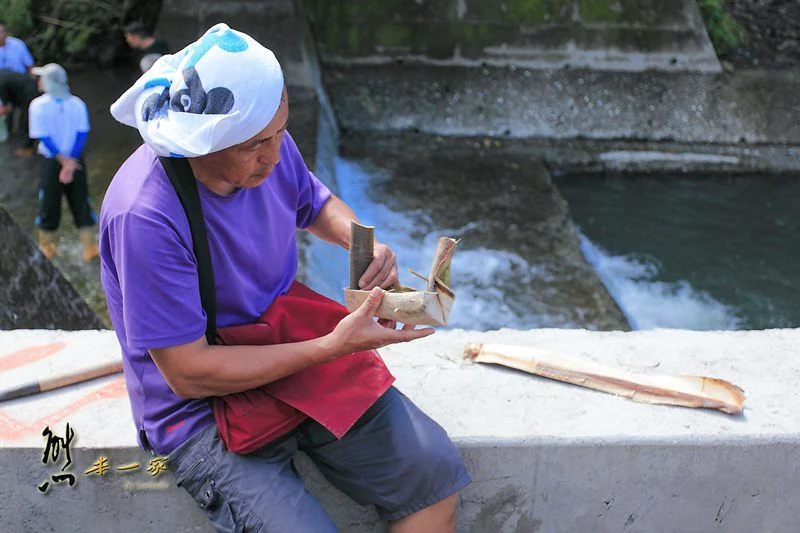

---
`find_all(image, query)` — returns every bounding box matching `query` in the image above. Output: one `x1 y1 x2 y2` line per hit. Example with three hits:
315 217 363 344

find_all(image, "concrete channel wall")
1 328 798 532
322 65 800 146
297 0 800 172
301 0 721 73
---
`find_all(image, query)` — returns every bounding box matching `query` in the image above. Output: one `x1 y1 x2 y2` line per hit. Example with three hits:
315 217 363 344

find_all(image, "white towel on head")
110 23 284 157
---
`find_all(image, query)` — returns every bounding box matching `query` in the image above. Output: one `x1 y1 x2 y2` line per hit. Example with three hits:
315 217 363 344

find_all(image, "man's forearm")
150 335 344 398
307 194 358 249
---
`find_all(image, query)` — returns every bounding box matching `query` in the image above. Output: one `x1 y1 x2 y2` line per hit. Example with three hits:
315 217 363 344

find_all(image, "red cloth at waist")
212 281 395 454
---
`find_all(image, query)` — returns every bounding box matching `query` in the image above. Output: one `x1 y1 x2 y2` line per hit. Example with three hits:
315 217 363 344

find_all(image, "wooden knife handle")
0 360 123 402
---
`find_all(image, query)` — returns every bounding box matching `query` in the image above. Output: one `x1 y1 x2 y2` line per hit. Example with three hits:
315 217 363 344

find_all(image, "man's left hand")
358 241 399 290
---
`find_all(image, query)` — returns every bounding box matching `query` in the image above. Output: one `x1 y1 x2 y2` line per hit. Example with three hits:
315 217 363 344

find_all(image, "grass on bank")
698 0 748 57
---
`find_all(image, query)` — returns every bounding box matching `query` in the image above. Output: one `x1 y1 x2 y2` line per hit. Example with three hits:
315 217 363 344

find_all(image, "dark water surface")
554 173 800 330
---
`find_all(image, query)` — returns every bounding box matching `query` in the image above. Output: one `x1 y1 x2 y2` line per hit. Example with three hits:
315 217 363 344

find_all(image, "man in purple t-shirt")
101 23 470 532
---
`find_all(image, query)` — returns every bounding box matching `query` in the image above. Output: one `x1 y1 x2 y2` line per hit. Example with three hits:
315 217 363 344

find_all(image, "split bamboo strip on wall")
463 342 745 414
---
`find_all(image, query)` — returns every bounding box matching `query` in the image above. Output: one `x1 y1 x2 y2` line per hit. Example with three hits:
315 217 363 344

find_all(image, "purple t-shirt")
100 132 332 455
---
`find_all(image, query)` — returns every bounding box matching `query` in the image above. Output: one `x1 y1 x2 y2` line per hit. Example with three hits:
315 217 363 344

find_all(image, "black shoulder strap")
158 156 217 345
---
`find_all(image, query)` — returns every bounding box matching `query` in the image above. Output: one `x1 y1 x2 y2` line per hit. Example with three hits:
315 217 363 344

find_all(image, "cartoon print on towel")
140 28 248 122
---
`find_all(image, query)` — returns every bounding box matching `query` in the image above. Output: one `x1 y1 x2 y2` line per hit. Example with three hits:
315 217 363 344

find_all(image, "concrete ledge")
338 131 800 176
323 64 800 146
2 328 798 532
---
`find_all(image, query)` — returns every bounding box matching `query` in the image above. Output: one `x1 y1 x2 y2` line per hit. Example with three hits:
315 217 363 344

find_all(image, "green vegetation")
0 0 35 37
698 0 747 56
0 0 161 66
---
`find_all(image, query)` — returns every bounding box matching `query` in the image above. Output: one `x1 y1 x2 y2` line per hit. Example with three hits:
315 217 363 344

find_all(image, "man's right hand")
58 157 81 184
326 287 434 359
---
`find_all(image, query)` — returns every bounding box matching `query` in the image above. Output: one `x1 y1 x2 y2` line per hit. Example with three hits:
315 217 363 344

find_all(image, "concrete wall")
294 0 799 171
302 0 721 72
2 328 799 532
321 64 800 147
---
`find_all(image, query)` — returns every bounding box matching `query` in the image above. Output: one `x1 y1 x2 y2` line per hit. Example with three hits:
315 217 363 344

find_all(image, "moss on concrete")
579 0 686 25
507 0 573 23
306 1 458 57
457 23 518 58
463 0 572 24
305 0 454 25
302 0 717 65
377 25 412 49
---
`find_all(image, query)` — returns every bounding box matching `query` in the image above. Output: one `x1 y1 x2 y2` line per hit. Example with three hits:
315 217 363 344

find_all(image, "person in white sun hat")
28 63 98 261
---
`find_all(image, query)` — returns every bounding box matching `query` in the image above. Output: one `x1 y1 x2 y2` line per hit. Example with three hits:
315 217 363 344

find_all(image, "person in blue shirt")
28 63 98 261
0 21 34 73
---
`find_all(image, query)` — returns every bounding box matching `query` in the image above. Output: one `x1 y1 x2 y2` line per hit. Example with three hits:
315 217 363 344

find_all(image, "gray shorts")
167 386 471 532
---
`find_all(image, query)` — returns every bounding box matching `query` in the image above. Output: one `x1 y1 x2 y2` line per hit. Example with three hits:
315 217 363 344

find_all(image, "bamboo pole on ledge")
463 342 745 415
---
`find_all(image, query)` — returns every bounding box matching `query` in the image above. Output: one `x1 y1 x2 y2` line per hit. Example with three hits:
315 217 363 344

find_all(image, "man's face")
124 33 140 49
190 89 290 194
0 25 7 46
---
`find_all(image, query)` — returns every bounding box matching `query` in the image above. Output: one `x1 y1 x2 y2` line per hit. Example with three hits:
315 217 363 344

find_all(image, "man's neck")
187 159 237 196
201 180 238 196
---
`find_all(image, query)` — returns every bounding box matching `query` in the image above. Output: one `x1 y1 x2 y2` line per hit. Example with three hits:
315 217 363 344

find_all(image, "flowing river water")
1 67 796 331
554 172 800 330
